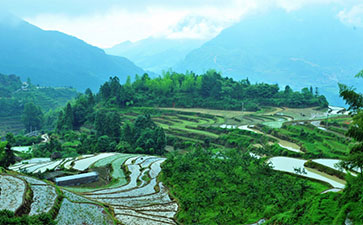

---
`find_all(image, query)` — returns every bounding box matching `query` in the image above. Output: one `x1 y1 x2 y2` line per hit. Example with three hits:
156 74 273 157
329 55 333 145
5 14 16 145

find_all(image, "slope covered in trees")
0 73 77 135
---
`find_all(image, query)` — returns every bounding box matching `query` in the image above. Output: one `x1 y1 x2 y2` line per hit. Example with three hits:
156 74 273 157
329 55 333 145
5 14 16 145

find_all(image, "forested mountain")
105 37 205 73
0 12 144 91
175 7 363 106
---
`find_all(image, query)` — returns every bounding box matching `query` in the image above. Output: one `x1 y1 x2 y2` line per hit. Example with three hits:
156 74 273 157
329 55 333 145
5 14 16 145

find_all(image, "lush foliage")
161 148 327 224
0 210 55 225
97 71 328 111
339 76 363 175
22 103 43 133
267 175 363 224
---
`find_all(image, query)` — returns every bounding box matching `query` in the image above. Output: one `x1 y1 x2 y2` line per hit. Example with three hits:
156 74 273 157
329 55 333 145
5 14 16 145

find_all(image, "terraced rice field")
6 152 178 224
82 155 178 225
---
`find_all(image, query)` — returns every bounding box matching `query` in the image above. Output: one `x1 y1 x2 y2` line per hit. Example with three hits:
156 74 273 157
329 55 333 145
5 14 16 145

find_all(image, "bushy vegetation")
98 71 328 111
161 148 327 224
0 210 55 225
267 175 363 224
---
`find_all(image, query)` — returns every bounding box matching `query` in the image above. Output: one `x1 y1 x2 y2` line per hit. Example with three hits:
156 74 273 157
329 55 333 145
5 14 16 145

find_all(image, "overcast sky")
0 0 361 48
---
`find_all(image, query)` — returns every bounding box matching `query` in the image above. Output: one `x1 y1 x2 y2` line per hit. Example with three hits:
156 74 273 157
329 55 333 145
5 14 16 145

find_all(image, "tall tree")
0 142 15 168
339 71 363 176
22 102 43 132
63 103 74 130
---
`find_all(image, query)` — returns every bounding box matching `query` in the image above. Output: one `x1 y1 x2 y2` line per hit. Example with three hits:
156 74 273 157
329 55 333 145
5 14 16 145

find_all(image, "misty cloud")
338 4 363 27
1 0 360 48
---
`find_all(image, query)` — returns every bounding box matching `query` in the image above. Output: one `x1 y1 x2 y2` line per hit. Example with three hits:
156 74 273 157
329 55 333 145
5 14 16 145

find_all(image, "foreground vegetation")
161 148 328 224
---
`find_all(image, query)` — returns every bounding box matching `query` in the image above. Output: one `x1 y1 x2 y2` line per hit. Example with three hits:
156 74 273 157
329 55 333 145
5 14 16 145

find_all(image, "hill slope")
0 73 78 135
106 37 204 74
0 12 144 91
175 7 363 105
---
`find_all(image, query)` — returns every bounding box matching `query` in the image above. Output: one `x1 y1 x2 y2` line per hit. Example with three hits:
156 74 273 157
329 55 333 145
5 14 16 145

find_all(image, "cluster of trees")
97 70 328 111
35 112 166 158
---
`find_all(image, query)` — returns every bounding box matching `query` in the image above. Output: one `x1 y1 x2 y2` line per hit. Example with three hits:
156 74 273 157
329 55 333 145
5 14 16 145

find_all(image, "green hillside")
0 73 78 135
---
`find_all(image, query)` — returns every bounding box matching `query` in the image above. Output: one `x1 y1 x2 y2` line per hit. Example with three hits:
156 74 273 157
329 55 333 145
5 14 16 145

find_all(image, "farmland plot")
72 153 117 171
29 185 57 215
33 159 64 173
56 198 114 225
0 175 26 212
82 155 178 225
88 156 156 195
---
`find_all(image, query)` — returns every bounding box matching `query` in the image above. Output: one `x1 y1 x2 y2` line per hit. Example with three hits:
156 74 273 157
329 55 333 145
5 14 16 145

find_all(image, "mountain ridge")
0 13 145 91
174 7 363 106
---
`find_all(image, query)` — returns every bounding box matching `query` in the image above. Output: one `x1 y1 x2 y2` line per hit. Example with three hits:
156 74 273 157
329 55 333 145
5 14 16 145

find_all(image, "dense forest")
98 70 328 111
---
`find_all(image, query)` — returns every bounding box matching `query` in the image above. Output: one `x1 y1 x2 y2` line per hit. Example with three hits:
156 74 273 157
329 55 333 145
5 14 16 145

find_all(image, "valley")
2 103 358 224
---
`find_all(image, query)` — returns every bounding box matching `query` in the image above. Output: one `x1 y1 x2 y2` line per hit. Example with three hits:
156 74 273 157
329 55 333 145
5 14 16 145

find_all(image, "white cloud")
338 4 363 27
25 1 256 48
22 0 356 48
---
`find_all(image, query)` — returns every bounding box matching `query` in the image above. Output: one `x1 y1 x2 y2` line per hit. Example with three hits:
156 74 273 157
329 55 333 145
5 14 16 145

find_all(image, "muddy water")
268 157 345 189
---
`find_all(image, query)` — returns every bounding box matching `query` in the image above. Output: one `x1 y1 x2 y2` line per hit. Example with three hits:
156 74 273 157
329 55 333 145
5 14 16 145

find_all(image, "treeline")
97 70 328 111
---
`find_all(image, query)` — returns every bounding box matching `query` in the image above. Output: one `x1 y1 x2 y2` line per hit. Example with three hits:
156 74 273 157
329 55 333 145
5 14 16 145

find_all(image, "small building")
54 172 98 186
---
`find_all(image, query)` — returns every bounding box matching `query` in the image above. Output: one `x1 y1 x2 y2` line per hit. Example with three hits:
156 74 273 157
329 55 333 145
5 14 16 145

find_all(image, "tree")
5 133 15 146
63 103 74 130
0 142 15 168
284 85 292 95
339 72 363 177
22 102 43 132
